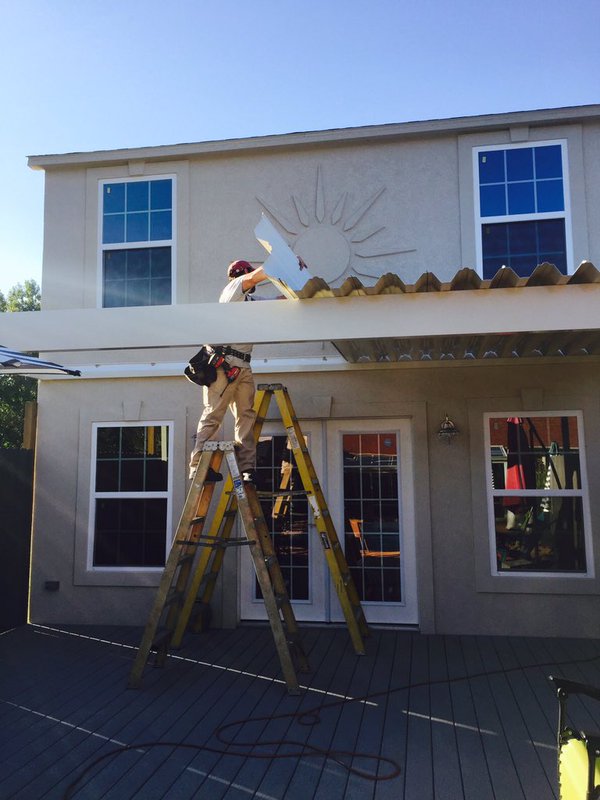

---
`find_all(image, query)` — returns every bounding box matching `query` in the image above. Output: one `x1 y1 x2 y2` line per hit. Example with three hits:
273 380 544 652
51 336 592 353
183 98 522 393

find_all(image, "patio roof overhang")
0 262 598 370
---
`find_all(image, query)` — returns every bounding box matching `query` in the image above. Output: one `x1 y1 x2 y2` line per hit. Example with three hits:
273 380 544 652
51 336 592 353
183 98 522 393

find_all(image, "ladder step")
177 553 195 566
256 490 308 498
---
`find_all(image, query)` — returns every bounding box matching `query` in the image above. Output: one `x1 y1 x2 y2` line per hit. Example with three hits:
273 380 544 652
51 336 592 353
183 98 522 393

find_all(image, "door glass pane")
342 433 402 602
254 435 310 601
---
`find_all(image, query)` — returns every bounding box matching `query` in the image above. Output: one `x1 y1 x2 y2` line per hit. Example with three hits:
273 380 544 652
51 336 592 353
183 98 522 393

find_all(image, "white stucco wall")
28 361 600 639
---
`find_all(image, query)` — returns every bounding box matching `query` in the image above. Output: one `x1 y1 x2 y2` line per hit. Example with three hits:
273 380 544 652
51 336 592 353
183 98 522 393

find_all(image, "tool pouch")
184 347 218 387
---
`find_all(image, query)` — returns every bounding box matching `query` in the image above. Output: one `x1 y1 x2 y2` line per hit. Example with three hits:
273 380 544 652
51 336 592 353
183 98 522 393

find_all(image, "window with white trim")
485 413 591 575
474 142 570 278
91 422 172 567
100 177 174 307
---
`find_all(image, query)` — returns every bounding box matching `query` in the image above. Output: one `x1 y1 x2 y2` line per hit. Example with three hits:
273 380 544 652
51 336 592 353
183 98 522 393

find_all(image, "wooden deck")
1 623 599 799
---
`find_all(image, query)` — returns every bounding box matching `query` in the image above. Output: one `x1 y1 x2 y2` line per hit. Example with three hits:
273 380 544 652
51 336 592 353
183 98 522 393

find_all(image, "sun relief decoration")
256 165 416 286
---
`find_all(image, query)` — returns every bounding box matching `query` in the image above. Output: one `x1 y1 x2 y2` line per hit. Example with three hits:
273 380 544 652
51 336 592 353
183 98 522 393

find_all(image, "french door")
326 420 418 625
239 418 418 625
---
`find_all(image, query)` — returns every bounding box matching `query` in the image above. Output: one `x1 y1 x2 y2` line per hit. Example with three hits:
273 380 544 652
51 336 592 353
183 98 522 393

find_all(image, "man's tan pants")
190 367 256 472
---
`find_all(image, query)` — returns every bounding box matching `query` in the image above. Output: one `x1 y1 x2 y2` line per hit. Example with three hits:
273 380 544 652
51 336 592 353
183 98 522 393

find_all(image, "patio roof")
295 261 600 364
0 262 598 371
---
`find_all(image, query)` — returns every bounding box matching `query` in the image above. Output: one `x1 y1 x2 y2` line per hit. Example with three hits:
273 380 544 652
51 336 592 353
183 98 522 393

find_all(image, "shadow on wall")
0 450 33 630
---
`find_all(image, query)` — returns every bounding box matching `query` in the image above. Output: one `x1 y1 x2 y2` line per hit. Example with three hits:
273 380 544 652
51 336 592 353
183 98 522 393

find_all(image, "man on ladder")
186 259 280 484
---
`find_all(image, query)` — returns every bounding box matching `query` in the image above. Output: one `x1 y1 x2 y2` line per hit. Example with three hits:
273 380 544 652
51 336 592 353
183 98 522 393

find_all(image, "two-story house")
4 103 600 639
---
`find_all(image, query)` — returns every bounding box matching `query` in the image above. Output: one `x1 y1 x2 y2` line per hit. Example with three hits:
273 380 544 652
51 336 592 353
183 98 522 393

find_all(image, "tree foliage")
0 280 41 449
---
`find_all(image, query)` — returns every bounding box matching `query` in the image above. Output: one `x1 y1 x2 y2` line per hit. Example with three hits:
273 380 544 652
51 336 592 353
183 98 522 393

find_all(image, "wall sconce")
438 414 459 444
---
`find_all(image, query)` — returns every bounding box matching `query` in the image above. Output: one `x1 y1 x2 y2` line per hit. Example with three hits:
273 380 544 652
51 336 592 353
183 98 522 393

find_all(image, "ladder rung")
256 490 308 498
177 535 253 549
177 553 195 566
190 516 206 526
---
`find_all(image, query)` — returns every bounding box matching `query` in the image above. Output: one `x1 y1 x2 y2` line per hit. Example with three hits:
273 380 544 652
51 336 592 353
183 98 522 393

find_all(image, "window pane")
150 247 171 277
126 212 149 242
103 280 126 307
126 279 151 307
535 145 562 179
103 214 125 244
151 180 172 209
537 179 564 212
97 426 120 457
508 220 536 254
480 185 506 217
538 219 566 251
95 460 119 492
104 250 126 280
479 150 505 183
150 278 172 306
103 183 125 213
482 223 508 256
126 181 149 212
150 210 172 240
506 148 533 181
121 427 145 457
127 249 150 279
507 182 535 214
120 459 144 491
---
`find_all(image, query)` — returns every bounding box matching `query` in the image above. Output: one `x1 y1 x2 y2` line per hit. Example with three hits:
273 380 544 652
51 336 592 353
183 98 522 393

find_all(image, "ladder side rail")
244 484 310 674
224 449 300 694
128 450 219 688
164 449 223 633
271 386 369 652
172 474 238 642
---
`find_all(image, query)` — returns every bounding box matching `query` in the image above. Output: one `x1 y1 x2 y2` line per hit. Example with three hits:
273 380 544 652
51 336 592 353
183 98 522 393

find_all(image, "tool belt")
214 346 251 363
184 345 246 387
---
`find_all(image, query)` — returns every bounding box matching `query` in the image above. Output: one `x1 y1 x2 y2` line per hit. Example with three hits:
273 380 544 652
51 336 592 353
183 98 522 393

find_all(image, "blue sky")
1 0 598 295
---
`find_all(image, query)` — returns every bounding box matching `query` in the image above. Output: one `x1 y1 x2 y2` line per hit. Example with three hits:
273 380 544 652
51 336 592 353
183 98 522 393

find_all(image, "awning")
296 261 600 363
0 346 81 376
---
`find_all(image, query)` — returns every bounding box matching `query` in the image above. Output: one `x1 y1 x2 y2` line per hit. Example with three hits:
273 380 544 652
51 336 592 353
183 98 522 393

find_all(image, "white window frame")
483 410 594 580
97 175 177 308
88 420 174 572
472 140 573 275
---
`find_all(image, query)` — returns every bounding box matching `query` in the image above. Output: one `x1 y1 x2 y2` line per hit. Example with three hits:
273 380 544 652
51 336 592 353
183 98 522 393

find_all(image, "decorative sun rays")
256 165 416 285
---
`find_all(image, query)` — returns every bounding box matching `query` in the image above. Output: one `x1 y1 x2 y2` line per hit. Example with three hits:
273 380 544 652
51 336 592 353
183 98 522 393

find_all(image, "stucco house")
3 103 600 640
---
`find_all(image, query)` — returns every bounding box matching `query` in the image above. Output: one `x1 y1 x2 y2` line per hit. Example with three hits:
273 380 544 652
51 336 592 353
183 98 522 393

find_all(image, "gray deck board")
1 624 600 799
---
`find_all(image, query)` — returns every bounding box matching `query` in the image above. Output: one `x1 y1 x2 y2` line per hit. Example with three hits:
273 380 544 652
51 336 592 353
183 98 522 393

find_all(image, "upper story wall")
33 107 600 312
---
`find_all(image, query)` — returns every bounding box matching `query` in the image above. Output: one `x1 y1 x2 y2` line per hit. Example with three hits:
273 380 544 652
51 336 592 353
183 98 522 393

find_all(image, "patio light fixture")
438 414 459 444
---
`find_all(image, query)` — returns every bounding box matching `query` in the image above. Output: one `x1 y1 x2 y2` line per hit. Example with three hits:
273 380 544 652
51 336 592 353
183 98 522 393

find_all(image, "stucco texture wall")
28 361 600 639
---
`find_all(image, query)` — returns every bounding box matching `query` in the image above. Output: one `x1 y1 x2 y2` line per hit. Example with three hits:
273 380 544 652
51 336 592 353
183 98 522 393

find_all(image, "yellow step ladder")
188 383 369 653
128 383 369 692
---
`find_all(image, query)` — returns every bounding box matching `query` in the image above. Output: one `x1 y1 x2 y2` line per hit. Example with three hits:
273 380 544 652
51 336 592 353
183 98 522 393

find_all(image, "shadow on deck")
1 624 599 799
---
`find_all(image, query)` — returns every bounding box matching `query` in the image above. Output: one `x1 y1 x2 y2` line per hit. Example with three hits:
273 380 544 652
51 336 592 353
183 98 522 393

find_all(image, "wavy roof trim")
296 261 600 299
